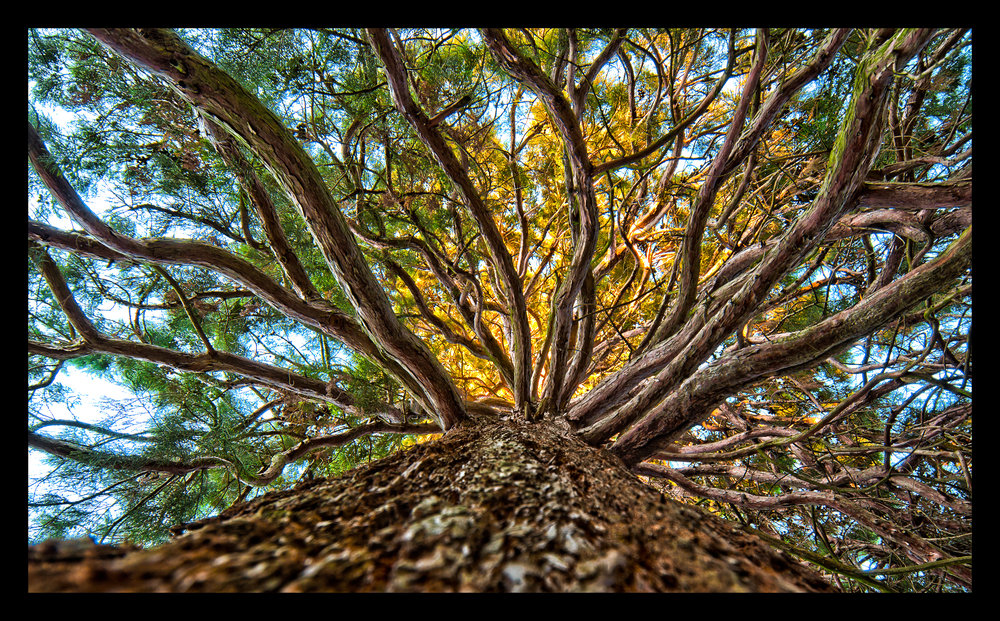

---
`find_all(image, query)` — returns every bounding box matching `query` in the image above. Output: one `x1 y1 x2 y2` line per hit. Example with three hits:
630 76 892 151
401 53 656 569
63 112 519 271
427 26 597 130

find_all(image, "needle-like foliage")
28 27 971 591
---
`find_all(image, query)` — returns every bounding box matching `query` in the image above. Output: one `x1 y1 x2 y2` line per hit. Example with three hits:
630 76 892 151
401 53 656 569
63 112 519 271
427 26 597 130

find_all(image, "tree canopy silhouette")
28 27 971 592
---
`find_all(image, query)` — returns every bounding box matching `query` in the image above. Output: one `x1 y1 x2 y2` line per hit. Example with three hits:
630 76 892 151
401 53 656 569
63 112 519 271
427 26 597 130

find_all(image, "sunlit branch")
368 28 533 416
480 27 599 413
650 29 760 346
348 216 513 380
570 30 939 434
385 259 512 383
592 32 738 176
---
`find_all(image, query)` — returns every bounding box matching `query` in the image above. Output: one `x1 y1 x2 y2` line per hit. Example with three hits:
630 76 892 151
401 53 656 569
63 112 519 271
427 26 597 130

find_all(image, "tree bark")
28 418 838 592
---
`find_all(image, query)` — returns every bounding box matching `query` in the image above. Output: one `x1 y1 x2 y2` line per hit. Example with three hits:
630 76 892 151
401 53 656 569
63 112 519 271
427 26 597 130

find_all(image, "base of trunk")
29 418 838 592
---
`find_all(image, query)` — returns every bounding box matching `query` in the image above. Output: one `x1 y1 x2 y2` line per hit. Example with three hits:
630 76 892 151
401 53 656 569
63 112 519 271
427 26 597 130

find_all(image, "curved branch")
85 27 466 430
28 430 225 476
651 29 761 345
198 113 325 303
635 462 836 510
28 240 402 418
481 28 600 412
719 28 852 177
385 259 510 381
592 30 739 176
568 29 937 432
571 28 629 114
367 28 532 415
706 180 971 293
28 421 439 488
150 264 216 355
251 421 441 486
26 130 369 357
348 217 514 385
27 220 435 401
633 461 967 583
30 420 156 443
29 243 103 343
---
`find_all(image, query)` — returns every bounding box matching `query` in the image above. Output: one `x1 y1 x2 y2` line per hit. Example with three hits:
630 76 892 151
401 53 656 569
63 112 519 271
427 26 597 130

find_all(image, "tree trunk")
28 418 838 592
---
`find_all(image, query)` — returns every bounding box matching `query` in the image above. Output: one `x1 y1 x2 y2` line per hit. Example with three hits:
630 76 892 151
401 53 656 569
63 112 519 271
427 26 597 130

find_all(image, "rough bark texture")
28 418 837 592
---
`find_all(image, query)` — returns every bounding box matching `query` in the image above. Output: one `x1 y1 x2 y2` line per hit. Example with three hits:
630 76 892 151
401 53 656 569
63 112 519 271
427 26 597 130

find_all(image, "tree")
27 27 972 592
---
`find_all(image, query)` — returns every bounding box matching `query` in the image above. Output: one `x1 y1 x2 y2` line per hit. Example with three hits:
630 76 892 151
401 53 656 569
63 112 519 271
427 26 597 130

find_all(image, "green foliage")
28 28 972 592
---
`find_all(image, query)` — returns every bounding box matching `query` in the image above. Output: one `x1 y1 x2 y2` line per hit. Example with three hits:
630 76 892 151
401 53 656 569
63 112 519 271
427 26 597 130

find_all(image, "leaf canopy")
28 27 971 591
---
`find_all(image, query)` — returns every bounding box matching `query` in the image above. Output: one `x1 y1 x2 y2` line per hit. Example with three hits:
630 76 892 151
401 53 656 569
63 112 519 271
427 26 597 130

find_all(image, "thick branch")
28 231 402 418
28 329 377 417
609 226 970 465
29 243 103 343
367 28 532 415
57 29 468 429
27 221 429 402
198 113 325 302
28 430 224 476
568 29 937 432
708 180 971 292
481 28 600 412
27 132 370 361
651 29 759 345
